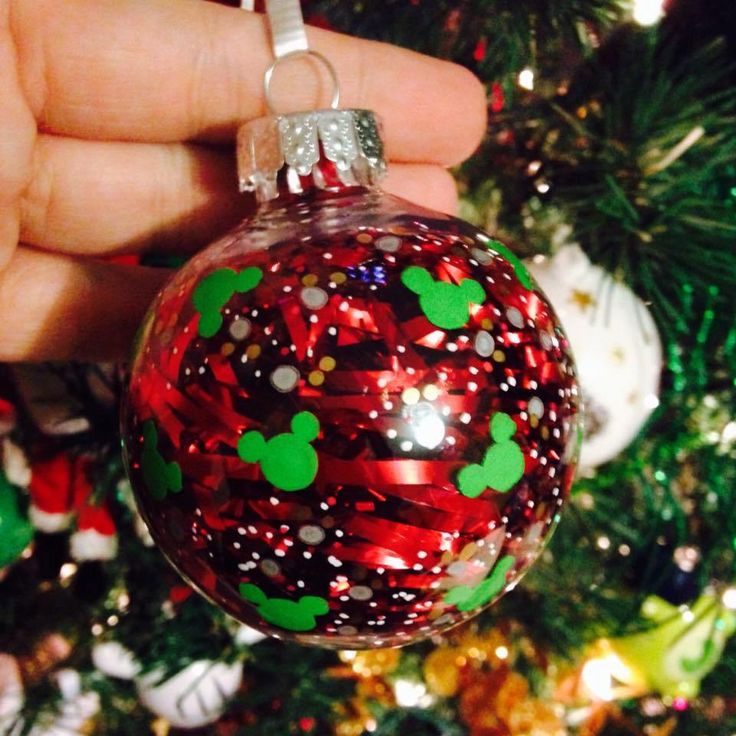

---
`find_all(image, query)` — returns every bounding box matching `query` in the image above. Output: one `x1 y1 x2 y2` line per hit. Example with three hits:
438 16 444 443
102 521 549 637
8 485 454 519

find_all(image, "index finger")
11 0 487 165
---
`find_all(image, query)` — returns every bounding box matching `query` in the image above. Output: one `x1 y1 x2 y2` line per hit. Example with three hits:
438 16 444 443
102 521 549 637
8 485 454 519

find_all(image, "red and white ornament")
27 454 118 561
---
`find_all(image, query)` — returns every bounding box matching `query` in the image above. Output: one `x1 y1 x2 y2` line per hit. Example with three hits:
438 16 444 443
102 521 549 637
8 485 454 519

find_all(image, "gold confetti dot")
356 233 373 244
530 415 539 429
330 272 347 285
481 318 493 330
309 370 325 386
402 387 420 405
246 344 262 359
459 542 478 561
423 384 440 401
220 342 235 356
302 274 319 287
391 226 414 236
492 349 506 362
541 426 550 440
319 356 336 372
440 551 453 566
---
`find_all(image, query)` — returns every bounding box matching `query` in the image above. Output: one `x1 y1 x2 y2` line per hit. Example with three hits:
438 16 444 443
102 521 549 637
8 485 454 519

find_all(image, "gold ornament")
423 648 463 697
349 649 400 678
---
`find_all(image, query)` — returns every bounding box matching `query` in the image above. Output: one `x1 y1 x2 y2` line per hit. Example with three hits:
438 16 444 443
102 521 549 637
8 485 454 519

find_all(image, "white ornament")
91 642 140 680
28 669 100 736
527 244 662 468
136 660 242 729
234 625 268 647
0 654 24 735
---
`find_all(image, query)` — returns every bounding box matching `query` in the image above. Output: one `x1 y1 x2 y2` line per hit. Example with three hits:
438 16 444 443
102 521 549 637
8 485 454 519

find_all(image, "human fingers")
20 135 459 255
10 0 487 165
0 246 167 362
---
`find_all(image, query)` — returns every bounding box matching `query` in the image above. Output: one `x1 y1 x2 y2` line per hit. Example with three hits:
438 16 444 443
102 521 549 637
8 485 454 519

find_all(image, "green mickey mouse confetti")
457 412 525 498
141 420 182 500
239 583 329 632
401 266 485 329
443 555 515 612
237 411 320 492
483 238 533 290
192 266 263 338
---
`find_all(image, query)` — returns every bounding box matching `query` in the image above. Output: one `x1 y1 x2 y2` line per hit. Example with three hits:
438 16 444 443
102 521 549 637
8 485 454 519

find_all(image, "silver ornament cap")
236 108 387 201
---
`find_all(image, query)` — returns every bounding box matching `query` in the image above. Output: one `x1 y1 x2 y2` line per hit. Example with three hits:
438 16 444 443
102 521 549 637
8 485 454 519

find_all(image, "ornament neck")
237 109 387 204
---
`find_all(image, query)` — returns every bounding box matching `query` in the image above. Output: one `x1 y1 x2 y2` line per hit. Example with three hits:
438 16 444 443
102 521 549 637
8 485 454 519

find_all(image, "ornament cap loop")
237 108 387 201
263 50 341 115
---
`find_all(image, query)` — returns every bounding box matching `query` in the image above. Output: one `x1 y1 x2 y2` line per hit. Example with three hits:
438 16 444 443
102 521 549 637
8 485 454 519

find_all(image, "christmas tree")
1 0 735 734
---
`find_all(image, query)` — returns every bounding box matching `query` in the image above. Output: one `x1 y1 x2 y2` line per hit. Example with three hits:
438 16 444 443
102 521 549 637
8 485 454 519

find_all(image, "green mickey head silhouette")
237 411 320 492
484 239 533 290
443 555 515 612
457 413 525 498
192 266 263 338
141 420 183 500
239 583 329 632
401 266 485 329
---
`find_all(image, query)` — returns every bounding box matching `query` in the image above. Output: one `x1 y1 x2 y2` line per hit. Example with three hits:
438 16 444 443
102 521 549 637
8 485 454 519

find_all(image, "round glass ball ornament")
122 109 580 648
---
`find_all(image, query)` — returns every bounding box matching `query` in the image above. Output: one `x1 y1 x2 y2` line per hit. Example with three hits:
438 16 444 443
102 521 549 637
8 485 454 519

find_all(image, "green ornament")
239 583 329 632
483 238 533 290
141 420 183 500
0 474 33 567
457 413 525 498
237 411 320 492
401 266 485 329
192 266 263 338
608 593 736 699
443 555 515 612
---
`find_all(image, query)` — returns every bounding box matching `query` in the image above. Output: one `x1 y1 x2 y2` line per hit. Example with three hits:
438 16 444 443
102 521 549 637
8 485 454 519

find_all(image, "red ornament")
122 109 579 648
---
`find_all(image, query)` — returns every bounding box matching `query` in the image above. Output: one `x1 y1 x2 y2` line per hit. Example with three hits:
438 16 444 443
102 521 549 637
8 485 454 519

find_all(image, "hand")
0 0 486 361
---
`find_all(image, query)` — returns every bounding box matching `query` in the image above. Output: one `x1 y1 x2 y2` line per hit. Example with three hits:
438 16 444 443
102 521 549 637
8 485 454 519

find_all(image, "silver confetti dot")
298 525 326 545
348 585 373 601
506 307 524 329
474 330 495 357
300 286 329 310
229 318 251 341
270 365 300 393
528 396 544 418
338 625 358 636
375 235 401 253
470 247 492 264
260 559 280 577
446 561 470 577
540 331 553 350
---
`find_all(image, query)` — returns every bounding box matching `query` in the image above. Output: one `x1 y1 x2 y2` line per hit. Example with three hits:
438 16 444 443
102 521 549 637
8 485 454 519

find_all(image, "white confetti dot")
460 412 472 424
474 330 495 357
229 318 251 341
270 365 300 393
328 555 343 568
